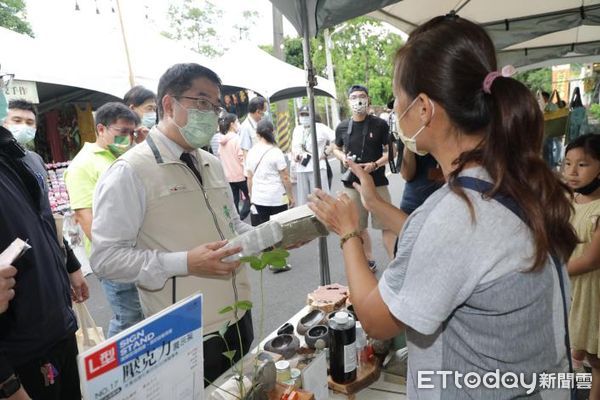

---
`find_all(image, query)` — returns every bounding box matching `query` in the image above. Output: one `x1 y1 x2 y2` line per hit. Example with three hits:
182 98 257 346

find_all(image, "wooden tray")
327 360 381 395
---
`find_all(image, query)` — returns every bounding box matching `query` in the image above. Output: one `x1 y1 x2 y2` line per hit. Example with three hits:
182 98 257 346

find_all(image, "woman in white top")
245 119 295 228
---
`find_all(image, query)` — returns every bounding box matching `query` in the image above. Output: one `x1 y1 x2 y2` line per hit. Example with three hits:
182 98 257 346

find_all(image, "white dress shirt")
90 129 251 291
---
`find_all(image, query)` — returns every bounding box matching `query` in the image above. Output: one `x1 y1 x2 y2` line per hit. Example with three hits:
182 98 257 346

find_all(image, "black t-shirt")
335 115 389 187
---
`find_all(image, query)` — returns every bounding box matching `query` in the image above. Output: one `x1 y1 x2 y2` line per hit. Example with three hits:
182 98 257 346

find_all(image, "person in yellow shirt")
65 102 143 337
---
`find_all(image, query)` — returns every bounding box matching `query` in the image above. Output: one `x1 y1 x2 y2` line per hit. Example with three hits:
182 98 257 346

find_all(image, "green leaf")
266 248 290 258
261 251 288 267
234 300 253 311
240 256 263 270
219 305 234 315
222 350 237 361
270 258 288 268
218 321 230 337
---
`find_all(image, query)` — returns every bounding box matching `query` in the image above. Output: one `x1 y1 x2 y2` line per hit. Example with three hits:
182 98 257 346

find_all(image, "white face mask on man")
349 98 368 115
8 124 36 144
396 97 435 156
299 115 310 127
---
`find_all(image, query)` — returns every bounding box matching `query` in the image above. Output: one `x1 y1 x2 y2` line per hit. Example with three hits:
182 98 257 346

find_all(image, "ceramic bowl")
296 309 326 335
277 322 294 336
304 324 330 349
264 334 300 359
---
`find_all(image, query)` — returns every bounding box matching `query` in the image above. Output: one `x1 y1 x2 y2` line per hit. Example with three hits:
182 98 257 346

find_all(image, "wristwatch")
0 375 21 398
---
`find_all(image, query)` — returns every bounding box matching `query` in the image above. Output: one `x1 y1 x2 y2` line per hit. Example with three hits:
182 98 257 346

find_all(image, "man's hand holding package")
187 240 242 277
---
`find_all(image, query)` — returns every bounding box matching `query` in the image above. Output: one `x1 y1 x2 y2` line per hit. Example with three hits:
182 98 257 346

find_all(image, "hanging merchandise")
44 110 66 162
46 161 71 214
75 103 97 144
567 87 589 143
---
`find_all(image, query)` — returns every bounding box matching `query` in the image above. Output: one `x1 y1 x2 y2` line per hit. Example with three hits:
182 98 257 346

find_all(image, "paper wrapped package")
270 204 329 248
223 205 329 261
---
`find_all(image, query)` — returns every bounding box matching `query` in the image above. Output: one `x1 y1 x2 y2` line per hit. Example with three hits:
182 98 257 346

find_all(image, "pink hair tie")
482 65 516 94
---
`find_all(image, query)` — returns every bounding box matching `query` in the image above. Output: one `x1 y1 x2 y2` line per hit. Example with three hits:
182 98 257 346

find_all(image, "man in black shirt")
333 85 396 270
0 92 83 399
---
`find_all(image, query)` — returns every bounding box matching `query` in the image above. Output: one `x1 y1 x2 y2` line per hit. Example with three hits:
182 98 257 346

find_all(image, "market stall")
206 283 407 400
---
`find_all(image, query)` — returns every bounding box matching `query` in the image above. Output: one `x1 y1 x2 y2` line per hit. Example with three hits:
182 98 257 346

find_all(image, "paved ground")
85 161 405 340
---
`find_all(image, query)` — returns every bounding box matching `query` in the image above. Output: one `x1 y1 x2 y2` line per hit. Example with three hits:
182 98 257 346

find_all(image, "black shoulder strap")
455 176 575 385
344 119 353 153
145 134 164 164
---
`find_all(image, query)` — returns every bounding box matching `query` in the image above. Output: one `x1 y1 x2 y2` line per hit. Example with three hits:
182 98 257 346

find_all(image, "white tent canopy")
368 0 600 68
214 44 336 102
1 25 336 107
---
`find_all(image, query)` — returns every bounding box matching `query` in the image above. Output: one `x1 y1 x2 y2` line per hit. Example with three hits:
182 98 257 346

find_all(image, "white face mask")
299 115 310 127
141 112 156 129
396 97 434 156
349 98 368 115
173 99 218 148
8 124 36 144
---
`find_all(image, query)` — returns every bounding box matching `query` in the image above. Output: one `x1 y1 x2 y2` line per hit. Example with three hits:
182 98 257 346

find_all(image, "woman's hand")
348 159 381 212
308 189 360 236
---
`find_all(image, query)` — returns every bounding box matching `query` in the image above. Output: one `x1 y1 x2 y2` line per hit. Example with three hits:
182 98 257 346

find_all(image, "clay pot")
296 309 326 335
277 322 294 336
263 334 300 359
305 324 330 349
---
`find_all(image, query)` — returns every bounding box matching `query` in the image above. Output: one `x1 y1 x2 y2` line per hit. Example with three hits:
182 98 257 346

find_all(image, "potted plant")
205 248 290 400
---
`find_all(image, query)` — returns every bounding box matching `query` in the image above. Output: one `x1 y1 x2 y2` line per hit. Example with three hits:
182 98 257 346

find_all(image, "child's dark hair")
218 113 237 134
566 134 600 162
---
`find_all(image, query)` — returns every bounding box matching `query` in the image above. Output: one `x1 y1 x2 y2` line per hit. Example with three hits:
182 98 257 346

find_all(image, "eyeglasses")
349 94 367 101
176 96 224 116
107 125 136 136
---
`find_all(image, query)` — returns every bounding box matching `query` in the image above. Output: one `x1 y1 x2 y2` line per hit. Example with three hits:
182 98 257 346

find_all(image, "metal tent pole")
300 0 330 285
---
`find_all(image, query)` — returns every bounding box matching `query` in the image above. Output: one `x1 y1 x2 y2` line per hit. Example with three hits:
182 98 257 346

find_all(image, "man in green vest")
90 63 253 384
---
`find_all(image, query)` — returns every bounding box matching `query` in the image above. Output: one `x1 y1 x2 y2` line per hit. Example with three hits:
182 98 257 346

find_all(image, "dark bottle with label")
328 311 357 383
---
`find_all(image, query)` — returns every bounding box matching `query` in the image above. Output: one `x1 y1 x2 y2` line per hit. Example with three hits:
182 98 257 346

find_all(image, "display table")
206 306 407 399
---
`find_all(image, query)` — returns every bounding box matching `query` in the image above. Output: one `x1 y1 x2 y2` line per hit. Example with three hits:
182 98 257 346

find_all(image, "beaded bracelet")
340 231 363 249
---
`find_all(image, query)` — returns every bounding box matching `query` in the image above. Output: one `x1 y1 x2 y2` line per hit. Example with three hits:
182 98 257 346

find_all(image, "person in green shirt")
65 102 143 337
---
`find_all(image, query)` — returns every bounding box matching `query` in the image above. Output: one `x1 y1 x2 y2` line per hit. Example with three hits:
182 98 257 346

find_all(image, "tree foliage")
0 0 34 37
514 68 552 93
262 17 402 116
313 17 403 114
162 0 223 58
163 0 258 58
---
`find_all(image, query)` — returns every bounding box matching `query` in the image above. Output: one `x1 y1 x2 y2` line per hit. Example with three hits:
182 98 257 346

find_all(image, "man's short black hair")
157 63 222 119
347 85 369 97
123 85 156 108
8 99 37 118
248 96 267 114
95 102 140 127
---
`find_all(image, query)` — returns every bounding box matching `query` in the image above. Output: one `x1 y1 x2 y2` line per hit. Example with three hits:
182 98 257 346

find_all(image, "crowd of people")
0 12 599 400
